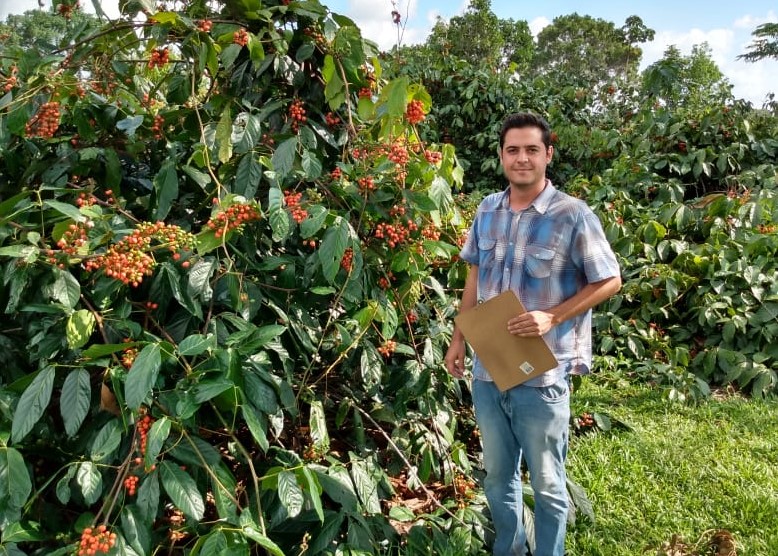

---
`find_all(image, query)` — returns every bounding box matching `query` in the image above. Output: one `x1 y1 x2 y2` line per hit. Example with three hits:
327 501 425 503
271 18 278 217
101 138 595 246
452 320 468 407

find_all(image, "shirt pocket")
478 237 505 269
525 244 556 278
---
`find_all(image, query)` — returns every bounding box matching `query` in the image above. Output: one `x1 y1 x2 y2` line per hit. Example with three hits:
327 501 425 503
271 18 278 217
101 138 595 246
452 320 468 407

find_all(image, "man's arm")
508 275 621 337
444 264 479 378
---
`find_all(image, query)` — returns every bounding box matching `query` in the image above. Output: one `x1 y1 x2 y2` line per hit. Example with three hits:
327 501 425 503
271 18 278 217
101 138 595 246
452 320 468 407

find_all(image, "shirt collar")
499 179 557 214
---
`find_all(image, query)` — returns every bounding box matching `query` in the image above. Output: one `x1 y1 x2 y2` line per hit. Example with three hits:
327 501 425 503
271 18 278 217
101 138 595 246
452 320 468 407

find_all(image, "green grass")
566 372 778 555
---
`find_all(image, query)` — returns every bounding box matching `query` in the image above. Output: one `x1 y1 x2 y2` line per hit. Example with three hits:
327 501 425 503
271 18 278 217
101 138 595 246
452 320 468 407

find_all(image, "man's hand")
507 310 555 337
444 337 466 379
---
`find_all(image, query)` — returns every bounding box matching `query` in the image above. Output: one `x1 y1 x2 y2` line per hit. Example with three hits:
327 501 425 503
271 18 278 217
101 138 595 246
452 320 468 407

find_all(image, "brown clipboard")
454 290 558 391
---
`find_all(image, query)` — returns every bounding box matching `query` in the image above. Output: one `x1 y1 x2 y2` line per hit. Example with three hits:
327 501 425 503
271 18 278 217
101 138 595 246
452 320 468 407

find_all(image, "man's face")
499 126 553 189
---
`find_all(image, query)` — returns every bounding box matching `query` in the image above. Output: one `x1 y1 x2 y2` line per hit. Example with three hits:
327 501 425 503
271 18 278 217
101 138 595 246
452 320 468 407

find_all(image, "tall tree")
738 22 778 62
0 8 99 52
532 13 654 89
642 43 732 110
425 0 533 71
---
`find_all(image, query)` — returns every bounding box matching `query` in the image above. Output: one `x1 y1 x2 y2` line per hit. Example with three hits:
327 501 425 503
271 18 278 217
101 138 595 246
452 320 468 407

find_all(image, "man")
444 113 621 556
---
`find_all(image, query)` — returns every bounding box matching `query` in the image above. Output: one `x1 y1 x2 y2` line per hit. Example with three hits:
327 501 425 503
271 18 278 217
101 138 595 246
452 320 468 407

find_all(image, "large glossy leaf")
0 447 32 508
60 369 90 437
178 334 216 357
135 468 160 523
11 366 55 444
125 344 162 410
160 460 205 521
121 504 152 555
217 107 233 164
241 404 269 452
349 457 381 514
76 461 102 505
66 309 96 349
90 419 122 462
277 470 304 518
309 400 330 453
235 153 262 198
271 137 297 180
238 513 285 556
144 417 171 469
318 217 349 283
153 159 179 221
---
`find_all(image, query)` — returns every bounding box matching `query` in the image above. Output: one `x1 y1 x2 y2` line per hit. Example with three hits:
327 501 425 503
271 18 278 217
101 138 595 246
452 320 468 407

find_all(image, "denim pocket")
537 380 569 402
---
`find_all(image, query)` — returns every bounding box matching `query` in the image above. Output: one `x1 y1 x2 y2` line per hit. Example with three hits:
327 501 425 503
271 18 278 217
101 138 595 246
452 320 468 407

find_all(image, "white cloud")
528 16 550 37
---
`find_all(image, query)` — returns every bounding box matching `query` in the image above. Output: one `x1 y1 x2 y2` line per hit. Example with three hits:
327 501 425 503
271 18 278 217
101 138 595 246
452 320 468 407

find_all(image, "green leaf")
121 505 152 555
11 366 55 444
350 457 381 514
0 447 32 508
117 115 144 137
153 159 179 221
76 461 102 505
308 510 344 553
1 520 43 543
239 514 285 556
301 150 322 179
309 400 330 453
187 258 216 301
82 343 138 359
145 417 171 469
0 245 39 261
182 165 212 189
135 468 160 523
241 404 269 452
56 465 76 504
61 369 90 437
242 369 280 414
278 470 304 518
211 463 239 521
44 200 85 222
269 206 291 242
178 334 216 356
300 205 327 238
360 347 382 390
235 153 262 198
160 460 205 521
49 269 81 309
217 107 234 164
66 309 96 349
312 465 359 511
318 217 349 283
271 137 297 180
299 466 324 522
125 344 162 410
90 419 122 462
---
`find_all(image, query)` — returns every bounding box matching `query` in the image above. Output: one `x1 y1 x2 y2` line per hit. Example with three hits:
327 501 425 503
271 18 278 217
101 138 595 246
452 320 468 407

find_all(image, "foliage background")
0 0 777 554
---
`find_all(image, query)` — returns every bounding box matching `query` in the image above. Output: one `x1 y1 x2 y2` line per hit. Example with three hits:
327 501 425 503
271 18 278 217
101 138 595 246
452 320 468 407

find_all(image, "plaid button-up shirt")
459 181 620 387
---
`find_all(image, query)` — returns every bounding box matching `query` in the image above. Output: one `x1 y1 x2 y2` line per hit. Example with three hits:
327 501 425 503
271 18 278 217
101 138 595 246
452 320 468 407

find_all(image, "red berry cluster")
45 220 91 268
351 147 368 160
75 192 95 207
303 25 326 48
575 412 596 434
330 167 342 180
261 133 275 147
377 271 394 290
123 474 139 496
206 201 262 238
388 142 409 166
148 47 169 69
358 87 372 100
136 414 154 456
375 215 418 249
421 224 440 241
151 114 165 139
2 65 17 92
424 149 442 164
340 248 353 271
78 525 116 556
84 222 195 287
357 175 375 193
197 19 212 32
378 339 396 357
26 101 61 138
404 99 426 125
283 190 308 223
288 98 307 133
325 111 340 127
406 311 418 324
233 28 249 47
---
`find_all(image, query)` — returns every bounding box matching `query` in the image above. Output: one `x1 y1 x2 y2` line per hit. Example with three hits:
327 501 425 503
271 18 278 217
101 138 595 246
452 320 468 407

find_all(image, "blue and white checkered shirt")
459 181 620 387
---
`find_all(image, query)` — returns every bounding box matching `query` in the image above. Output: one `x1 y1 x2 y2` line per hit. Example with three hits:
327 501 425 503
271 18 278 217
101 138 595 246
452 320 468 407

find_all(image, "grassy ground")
565 372 778 555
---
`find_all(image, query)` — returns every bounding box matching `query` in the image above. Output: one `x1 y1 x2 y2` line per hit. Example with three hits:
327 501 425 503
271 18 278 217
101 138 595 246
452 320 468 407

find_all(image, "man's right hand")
444 337 466 379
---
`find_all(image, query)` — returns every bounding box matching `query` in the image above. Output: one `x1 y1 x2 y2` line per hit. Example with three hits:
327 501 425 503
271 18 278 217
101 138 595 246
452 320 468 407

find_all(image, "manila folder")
454 290 558 391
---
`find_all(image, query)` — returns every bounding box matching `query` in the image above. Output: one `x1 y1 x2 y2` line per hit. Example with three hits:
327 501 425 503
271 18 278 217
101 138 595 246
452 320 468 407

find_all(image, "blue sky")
325 0 778 106
2 0 776 104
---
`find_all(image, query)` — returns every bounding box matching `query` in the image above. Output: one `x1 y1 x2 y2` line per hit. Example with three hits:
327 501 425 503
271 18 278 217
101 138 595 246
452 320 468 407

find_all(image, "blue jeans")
472 378 570 556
